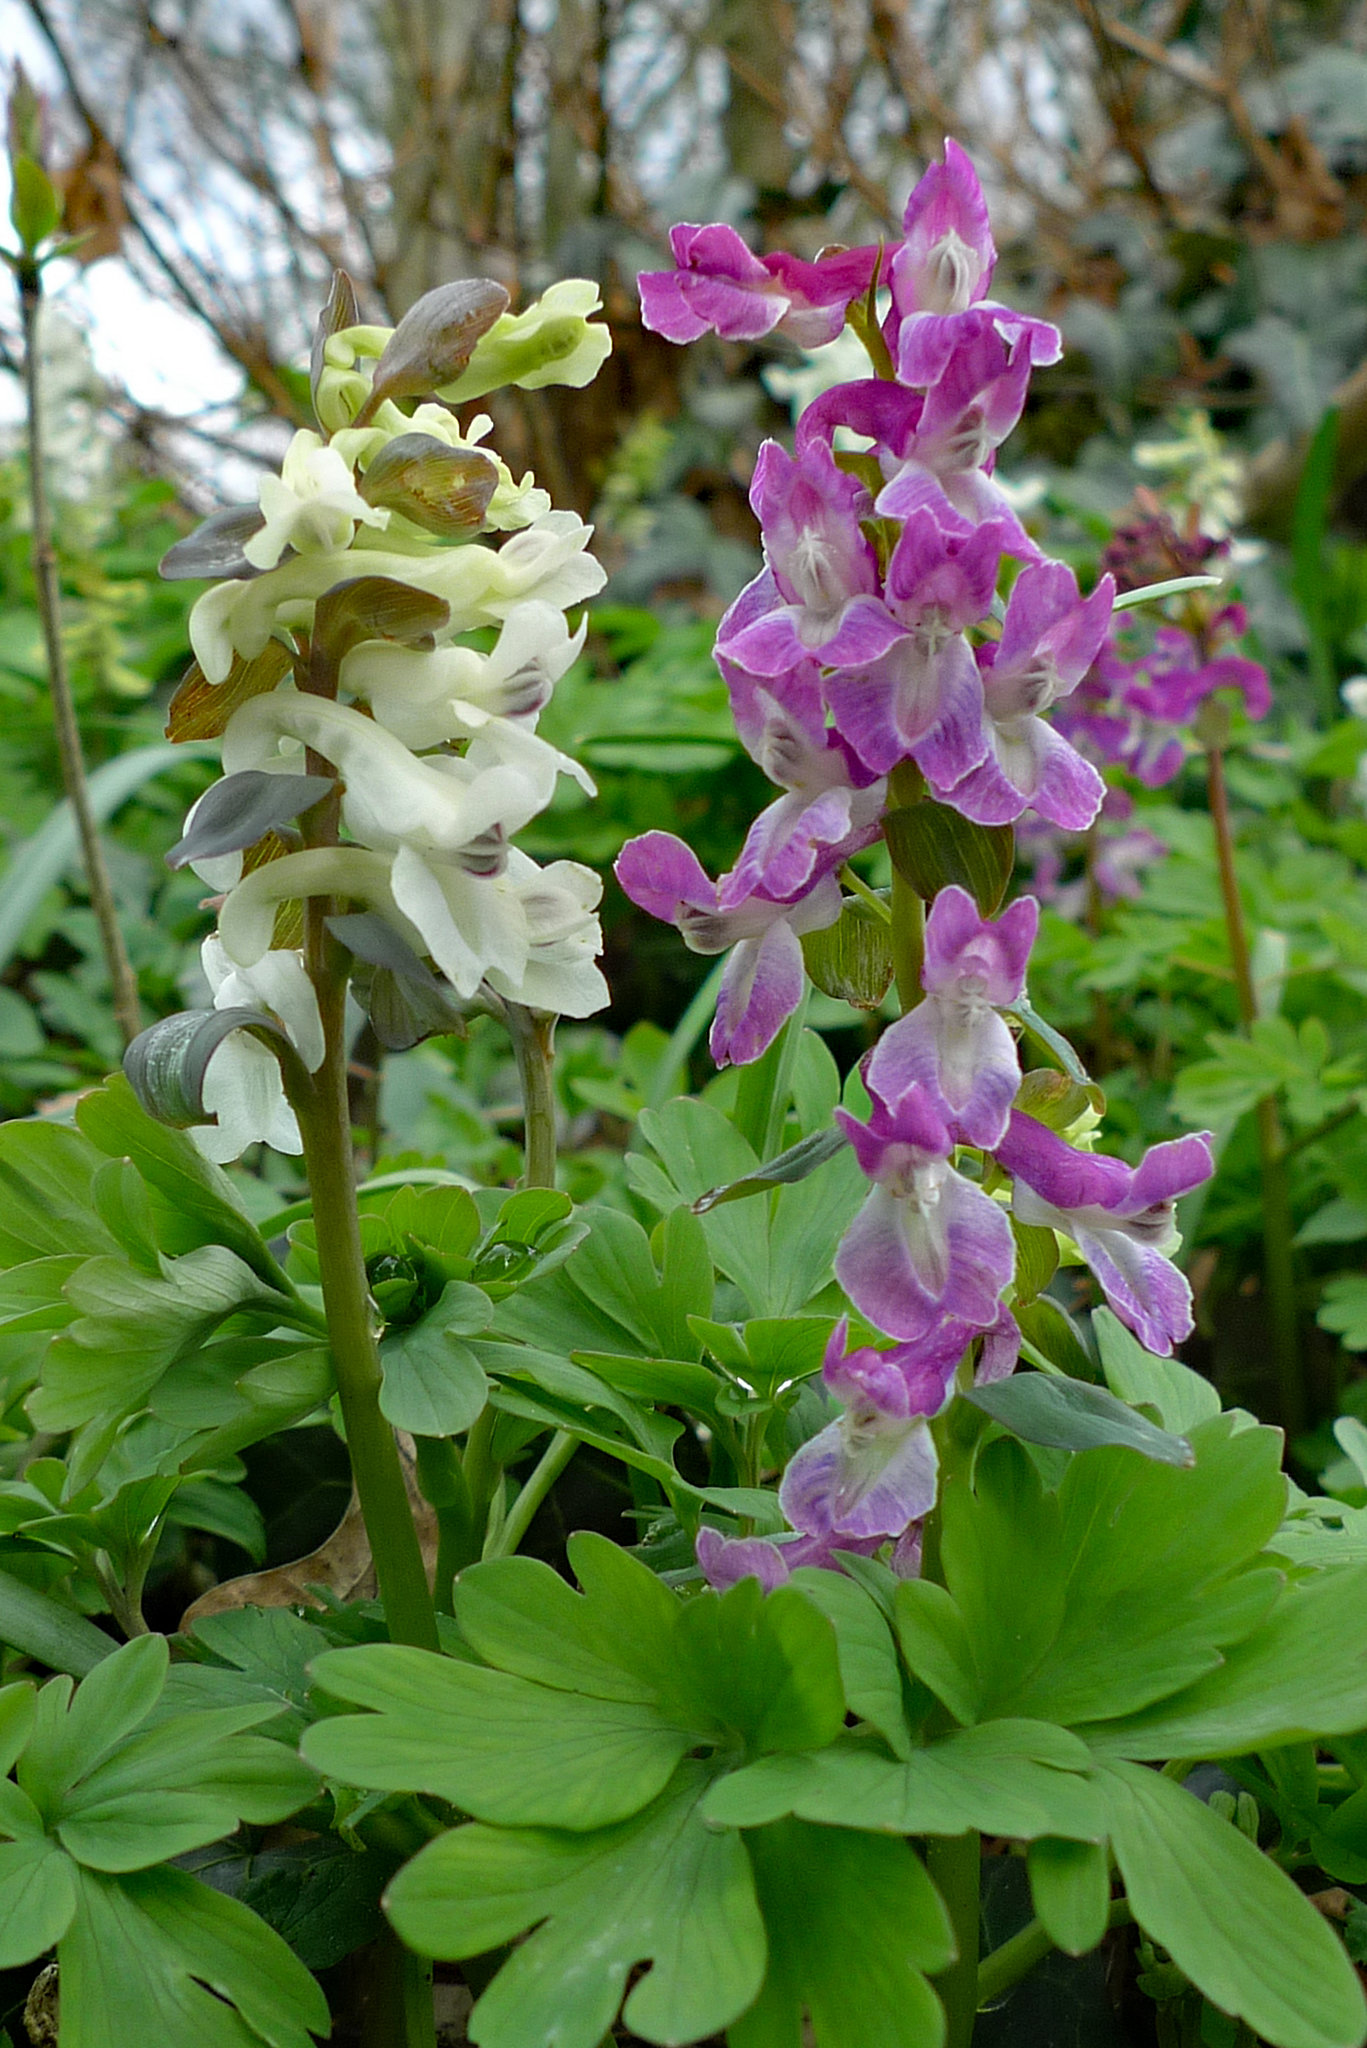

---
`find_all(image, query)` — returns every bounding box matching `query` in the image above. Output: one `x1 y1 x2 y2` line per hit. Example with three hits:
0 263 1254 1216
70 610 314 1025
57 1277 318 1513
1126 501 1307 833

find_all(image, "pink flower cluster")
617 144 1217 1588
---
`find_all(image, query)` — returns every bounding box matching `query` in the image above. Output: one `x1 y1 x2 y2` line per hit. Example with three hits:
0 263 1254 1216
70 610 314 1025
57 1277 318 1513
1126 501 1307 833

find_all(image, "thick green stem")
506 1002 558 1188
977 1898 1134 2008
292 986 438 1652
1205 743 1302 1433
413 1436 476 1614
491 1430 578 1558
19 264 142 1046
927 1831 981 2046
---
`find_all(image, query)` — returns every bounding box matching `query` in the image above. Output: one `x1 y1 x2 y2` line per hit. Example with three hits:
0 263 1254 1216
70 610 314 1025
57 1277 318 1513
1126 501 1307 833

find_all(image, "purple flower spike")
868 886 1038 1147
615 830 843 1067
638 223 878 348
892 139 997 321
834 1078 1016 1341
947 562 1115 830
994 1111 1214 1355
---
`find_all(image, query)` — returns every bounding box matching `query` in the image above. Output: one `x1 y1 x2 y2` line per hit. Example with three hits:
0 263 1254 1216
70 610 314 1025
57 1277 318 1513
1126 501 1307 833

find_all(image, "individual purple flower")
717 441 903 678
946 561 1114 830
835 1078 1016 1342
886 143 1060 382
614 831 842 1067
638 223 879 348
1015 792 1166 919
994 1111 1214 1355
1120 620 1271 731
822 509 1007 785
720 655 885 901
867 886 1038 1148
890 139 997 322
874 317 1039 537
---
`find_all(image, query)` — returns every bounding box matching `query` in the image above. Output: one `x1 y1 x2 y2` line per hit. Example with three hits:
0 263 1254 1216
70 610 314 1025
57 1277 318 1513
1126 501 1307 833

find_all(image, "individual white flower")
202 936 326 1072
439 280 613 404
221 694 572 854
342 603 587 751
485 852 608 1016
388 843 530 998
188 937 327 1162
188 510 606 682
244 430 390 571
216 847 412 968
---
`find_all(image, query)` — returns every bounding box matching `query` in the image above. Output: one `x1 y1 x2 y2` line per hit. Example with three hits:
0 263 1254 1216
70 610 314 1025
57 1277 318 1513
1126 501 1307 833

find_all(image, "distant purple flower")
947 561 1114 830
1015 791 1166 919
823 510 1006 785
614 831 842 1067
639 223 879 348
868 886 1038 1148
1059 608 1271 791
995 1111 1214 1355
718 441 902 678
835 1078 1016 1341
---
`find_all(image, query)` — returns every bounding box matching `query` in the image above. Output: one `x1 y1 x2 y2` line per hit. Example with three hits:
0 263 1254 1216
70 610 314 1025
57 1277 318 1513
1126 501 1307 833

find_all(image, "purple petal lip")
614 831 715 922
637 226 878 347
995 1112 1213 1219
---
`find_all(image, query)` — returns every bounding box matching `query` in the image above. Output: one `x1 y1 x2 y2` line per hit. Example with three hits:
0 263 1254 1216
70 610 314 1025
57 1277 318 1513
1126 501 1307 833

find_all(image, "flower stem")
18 262 142 1047
506 1001 558 1188
291 974 438 1652
1205 742 1302 1433
927 1830 981 2047
977 1898 1134 2008
490 1430 578 1558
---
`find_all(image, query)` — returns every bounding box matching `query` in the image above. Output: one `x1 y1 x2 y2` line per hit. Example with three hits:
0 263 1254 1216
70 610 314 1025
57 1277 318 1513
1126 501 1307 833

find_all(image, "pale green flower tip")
436 279 613 404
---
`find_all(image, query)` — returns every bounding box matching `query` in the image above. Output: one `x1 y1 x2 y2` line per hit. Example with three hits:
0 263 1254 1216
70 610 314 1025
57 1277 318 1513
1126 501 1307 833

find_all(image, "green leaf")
10 154 61 248
1093 1306 1221 1433
895 1578 981 1725
0 745 215 980
1027 1836 1111 1955
705 1719 1103 1842
1010 1219 1058 1305
1097 1758 1366 2048
303 1644 692 1830
384 1761 765 2048
933 1421 1287 1728
884 799 1014 914
1291 406 1341 711
454 1538 674 1703
0 1121 118 1266
33 1244 285 1433
1012 1296 1097 1381
1110 574 1223 611
60 1864 330 2048
693 1127 850 1212
965 1371 1195 1466
0 1836 76 1965
801 898 895 1009
0 1569 113 1676
788 1566 910 1757
729 1818 953 2048
1084 1562 1367 1759
378 1281 491 1435
76 1076 286 1286
1319 1275 1367 1351
171 1606 332 1740
666 1579 845 1754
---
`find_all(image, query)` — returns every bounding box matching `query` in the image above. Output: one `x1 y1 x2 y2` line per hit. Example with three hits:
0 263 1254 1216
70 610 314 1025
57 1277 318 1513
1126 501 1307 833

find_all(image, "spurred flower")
822 508 1006 785
947 560 1114 830
614 832 843 1067
835 1078 1016 1341
639 223 879 347
994 1111 1214 1354
868 886 1038 1147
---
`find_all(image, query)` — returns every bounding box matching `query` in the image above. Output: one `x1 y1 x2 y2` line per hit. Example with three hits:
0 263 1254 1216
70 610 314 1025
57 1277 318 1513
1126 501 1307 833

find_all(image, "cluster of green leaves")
0 1081 331 1624
0 1633 325 2047
294 1374 1367 2048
